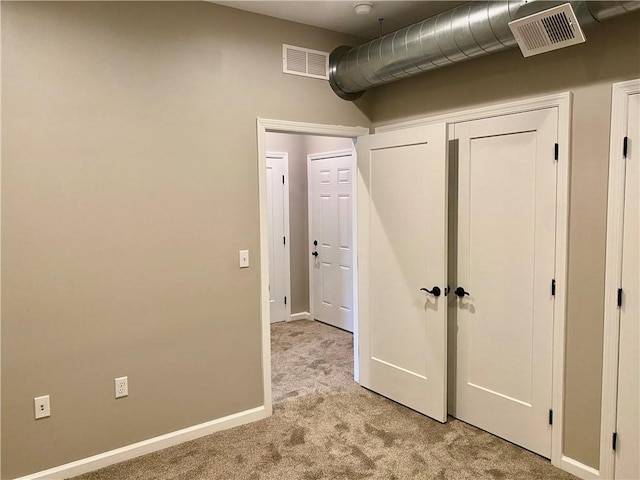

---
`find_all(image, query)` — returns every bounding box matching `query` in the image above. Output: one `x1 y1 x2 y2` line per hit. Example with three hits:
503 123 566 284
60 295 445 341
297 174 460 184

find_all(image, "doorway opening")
257 119 368 415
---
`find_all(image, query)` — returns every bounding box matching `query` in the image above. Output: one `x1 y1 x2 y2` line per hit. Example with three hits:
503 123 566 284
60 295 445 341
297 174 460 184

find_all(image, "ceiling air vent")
283 44 329 80
508 3 586 58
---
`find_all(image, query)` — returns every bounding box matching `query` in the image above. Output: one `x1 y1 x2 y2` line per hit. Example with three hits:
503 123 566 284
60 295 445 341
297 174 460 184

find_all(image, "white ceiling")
209 1 466 40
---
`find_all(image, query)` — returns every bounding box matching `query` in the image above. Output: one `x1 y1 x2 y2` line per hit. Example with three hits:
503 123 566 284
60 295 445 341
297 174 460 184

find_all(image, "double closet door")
357 107 559 458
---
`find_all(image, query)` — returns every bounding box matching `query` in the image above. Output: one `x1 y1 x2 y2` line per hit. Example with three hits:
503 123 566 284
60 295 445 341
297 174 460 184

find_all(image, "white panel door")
309 152 354 332
615 92 639 480
266 153 290 324
453 108 557 457
357 123 448 422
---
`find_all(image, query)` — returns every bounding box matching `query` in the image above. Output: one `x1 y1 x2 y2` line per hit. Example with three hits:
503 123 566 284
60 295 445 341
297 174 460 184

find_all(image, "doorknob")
420 286 441 297
312 251 319 257
313 240 318 246
454 287 470 298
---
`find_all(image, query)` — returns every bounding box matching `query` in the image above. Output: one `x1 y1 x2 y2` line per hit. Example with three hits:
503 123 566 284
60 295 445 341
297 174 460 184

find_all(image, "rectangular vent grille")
508 3 585 58
283 44 329 80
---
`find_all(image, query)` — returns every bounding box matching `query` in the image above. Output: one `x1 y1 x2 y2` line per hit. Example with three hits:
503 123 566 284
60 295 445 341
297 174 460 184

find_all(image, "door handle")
420 286 441 297
312 251 319 257
454 287 470 298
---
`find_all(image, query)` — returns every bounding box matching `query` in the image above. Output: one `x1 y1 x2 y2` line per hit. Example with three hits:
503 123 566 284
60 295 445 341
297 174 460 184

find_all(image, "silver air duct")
329 1 639 100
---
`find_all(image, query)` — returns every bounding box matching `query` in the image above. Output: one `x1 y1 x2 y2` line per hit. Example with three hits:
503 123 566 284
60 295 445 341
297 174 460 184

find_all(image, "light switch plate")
34 395 50 419
239 250 249 268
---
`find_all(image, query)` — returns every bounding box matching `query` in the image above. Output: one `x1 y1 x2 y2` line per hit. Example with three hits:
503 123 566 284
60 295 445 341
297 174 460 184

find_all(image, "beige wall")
0 2 370 478
3 1 639 477
264 134 353 316
370 12 640 469
304 135 354 156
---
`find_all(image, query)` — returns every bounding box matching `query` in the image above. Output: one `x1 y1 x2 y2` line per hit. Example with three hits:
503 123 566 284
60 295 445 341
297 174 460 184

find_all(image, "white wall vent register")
283 44 329 80
509 3 586 58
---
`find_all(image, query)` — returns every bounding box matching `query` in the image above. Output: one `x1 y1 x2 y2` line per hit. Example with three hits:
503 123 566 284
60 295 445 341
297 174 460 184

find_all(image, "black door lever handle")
312 251 318 257
420 286 441 297
454 287 470 298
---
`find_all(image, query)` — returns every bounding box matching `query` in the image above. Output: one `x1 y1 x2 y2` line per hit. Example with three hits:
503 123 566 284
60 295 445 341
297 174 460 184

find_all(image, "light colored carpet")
72 320 577 479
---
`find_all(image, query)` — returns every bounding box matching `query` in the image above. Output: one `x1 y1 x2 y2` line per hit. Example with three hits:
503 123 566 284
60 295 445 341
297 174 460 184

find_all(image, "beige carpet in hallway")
72 320 577 480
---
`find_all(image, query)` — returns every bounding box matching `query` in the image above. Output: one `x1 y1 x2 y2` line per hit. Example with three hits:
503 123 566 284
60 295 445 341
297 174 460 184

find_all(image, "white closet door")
454 108 558 457
266 154 290 323
357 123 448 422
615 92 639 480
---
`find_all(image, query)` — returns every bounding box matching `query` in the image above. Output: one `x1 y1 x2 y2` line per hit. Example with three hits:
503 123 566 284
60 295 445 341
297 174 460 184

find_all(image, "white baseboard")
15 406 267 480
289 311 310 321
559 455 600 479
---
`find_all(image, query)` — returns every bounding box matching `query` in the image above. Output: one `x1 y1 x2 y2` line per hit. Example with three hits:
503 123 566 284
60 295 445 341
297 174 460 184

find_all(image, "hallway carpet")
73 320 577 480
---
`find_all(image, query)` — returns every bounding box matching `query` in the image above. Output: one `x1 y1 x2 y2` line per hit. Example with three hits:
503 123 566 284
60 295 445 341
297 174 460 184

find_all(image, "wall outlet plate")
115 376 128 398
34 395 51 419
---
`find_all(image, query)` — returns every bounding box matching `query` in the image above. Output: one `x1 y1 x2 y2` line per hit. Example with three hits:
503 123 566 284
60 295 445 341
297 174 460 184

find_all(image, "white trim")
0 2 3 474
550 93 572 473
307 148 354 333
375 92 573 134
14 406 267 480
289 311 310 322
379 93 572 472
266 151 292 324
256 118 368 417
599 78 640 480
560 455 601 479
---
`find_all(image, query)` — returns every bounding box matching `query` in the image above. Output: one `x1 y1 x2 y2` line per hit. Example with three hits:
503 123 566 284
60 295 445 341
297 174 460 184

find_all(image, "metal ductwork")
329 1 640 100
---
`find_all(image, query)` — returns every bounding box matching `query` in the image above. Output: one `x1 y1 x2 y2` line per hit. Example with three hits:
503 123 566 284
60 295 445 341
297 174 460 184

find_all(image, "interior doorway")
257 119 368 416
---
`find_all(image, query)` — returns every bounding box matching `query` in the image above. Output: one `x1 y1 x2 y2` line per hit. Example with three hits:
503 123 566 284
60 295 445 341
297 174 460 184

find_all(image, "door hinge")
548 409 553 426
284 296 287 305
617 288 623 308
551 279 556 296
623 137 628 159
612 432 617 451
282 175 285 184
554 143 559 161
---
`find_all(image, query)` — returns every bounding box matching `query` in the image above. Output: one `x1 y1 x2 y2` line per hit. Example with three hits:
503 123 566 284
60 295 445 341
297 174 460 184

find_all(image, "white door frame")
376 92 573 476
599 78 640 480
307 149 354 329
266 151 291 324
256 119 368 416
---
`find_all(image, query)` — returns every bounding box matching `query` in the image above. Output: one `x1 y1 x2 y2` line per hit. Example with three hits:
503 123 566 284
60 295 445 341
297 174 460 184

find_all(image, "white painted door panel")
266 154 289 323
615 92 639 480
358 123 448 422
454 108 557 457
310 154 354 332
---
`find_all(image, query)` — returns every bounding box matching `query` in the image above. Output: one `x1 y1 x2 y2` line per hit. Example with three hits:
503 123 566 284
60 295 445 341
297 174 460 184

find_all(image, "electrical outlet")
115 376 128 398
34 395 50 419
